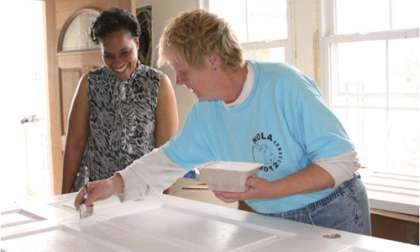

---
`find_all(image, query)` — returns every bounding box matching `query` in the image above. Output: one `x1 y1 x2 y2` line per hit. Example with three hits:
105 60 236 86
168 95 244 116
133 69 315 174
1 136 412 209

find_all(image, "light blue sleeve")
163 103 214 171
280 70 354 161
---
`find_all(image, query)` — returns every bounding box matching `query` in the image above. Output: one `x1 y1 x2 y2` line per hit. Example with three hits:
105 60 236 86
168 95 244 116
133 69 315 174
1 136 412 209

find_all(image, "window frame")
320 0 420 103
58 8 101 53
320 0 420 215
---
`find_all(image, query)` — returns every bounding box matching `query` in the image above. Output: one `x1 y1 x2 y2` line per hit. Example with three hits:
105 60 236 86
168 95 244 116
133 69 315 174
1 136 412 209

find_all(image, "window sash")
321 0 420 215
320 28 420 103
200 0 291 63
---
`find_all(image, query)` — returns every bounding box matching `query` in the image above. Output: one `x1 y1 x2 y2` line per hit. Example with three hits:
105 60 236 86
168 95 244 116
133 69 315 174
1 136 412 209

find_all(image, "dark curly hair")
90 8 141 44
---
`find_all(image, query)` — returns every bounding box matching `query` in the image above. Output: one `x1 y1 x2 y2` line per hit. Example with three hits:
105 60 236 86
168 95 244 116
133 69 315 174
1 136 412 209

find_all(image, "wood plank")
371 208 419 223
45 0 63 195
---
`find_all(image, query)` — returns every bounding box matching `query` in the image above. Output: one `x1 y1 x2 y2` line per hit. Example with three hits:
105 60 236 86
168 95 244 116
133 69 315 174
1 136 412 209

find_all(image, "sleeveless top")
71 63 160 192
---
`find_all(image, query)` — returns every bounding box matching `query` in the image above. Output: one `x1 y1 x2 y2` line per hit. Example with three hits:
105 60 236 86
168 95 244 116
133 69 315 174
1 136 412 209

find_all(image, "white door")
3 195 419 252
1 1 51 202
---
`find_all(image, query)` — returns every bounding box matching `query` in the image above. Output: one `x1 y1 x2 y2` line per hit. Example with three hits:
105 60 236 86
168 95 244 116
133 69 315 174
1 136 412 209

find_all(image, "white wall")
136 0 198 126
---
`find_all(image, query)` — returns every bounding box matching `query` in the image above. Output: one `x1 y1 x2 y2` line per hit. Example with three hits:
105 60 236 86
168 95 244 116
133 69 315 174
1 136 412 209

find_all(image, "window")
321 0 419 214
200 0 289 63
60 9 100 52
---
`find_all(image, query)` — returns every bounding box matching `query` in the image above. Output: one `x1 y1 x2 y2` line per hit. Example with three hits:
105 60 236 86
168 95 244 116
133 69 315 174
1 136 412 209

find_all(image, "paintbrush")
79 166 93 219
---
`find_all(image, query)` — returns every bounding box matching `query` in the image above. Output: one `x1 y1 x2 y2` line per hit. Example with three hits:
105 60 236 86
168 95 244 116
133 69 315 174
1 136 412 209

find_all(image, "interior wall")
289 0 320 82
136 0 198 126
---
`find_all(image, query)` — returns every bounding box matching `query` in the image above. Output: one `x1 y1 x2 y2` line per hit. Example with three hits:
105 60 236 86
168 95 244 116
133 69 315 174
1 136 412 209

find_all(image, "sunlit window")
202 0 288 63
322 0 420 177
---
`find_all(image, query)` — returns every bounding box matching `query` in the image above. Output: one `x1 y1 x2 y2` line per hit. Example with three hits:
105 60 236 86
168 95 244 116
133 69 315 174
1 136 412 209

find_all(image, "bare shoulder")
75 73 89 98
154 70 178 146
157 71 176 98
158 71 172 89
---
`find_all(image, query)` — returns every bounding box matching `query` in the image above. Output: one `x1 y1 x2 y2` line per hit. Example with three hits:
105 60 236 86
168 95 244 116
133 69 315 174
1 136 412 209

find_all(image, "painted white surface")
1 0 51 203
1 194 419 251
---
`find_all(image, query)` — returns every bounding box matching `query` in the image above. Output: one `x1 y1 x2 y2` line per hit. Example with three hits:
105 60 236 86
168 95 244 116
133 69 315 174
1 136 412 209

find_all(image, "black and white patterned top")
71 63 160 192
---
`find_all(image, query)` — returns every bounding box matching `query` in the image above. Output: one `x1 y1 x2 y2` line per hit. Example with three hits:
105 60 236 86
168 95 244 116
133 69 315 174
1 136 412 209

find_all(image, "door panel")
58 68 81 135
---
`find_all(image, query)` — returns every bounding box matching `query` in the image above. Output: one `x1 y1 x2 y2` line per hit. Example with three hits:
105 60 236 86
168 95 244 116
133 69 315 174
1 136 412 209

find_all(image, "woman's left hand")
213 176 276 203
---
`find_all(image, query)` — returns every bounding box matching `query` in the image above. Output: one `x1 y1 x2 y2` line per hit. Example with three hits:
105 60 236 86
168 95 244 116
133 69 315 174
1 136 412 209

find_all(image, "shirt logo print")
252 132 283 172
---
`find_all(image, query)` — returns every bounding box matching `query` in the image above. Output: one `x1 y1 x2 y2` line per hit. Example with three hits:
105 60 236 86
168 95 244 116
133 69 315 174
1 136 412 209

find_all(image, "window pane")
247 0 287 41
387 110 420 174
62 10 100 52
209 0 287 42
243 47 285 62
334 108 387 171
209 0 247 42
392 0 420 29
336 0 389 34
389 38 420 108
335 108 420 174
332 41 386 107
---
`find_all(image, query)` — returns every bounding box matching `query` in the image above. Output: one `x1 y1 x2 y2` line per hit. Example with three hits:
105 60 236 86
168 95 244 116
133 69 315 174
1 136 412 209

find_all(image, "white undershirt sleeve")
313 150 362 187
116 147 359 201
116 147 186 201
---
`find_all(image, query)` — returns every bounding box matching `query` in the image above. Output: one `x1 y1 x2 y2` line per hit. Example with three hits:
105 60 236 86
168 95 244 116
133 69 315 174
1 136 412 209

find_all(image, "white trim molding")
360 170 419 216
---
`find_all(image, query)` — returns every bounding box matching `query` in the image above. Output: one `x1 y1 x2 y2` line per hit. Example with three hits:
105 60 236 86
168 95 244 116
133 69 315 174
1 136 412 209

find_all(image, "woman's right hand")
74 174 123 209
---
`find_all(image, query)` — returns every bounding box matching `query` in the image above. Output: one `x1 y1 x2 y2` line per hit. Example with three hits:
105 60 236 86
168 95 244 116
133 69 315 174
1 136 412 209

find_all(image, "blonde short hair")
158 9 244 70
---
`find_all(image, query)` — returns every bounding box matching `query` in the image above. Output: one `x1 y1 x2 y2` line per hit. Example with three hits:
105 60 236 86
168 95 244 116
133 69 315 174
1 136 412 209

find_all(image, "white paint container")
197 161 262 192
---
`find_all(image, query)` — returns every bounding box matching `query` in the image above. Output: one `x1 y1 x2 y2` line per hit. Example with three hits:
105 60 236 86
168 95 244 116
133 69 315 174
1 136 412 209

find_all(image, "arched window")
59 9 100 52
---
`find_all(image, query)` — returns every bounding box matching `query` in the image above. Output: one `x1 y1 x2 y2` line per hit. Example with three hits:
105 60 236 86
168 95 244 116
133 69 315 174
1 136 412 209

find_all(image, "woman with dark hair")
62 8 178 193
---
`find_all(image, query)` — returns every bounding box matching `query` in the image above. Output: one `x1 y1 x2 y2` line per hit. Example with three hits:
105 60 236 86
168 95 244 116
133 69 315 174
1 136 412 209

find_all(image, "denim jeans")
267 174 371 235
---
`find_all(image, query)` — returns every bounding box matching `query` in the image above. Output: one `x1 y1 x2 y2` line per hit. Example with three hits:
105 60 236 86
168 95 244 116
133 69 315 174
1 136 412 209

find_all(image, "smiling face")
99 30 139 81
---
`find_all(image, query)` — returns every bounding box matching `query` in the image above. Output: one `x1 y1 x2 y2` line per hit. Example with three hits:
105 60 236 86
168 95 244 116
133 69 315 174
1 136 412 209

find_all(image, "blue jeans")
267 174 371 235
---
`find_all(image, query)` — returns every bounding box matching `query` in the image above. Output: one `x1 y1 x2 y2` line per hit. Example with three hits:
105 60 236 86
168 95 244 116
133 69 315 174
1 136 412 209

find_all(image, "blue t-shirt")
163 61 354 213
